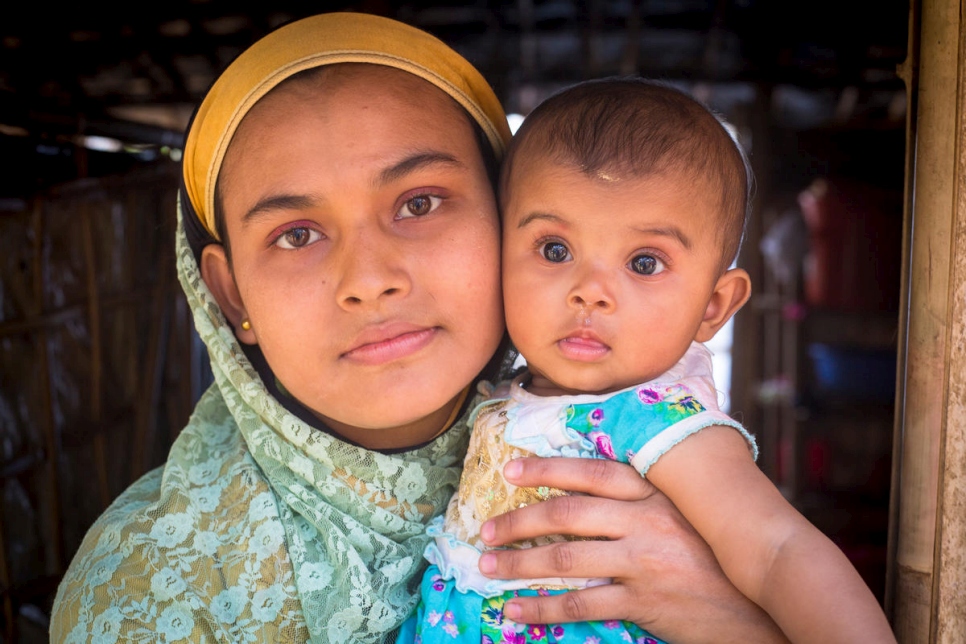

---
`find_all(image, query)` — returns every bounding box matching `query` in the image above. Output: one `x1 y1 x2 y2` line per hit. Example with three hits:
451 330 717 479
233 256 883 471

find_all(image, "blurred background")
0 1 909 641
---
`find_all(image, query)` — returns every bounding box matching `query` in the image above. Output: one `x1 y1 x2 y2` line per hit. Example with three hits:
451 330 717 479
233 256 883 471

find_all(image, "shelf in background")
802 308 899 349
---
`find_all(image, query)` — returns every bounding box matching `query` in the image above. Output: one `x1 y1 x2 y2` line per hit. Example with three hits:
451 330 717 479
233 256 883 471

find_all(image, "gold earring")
241 319 251 331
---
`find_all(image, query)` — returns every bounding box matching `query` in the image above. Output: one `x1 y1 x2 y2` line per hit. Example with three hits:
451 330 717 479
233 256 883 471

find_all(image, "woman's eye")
630 254 666 275
542 242 571 263
275 226 322 250
397 194 442 218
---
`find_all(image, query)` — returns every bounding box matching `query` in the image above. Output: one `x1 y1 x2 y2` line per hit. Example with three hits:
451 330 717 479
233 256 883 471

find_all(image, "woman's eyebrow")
242 194 318 226
240 152 463 225
377 151 464 186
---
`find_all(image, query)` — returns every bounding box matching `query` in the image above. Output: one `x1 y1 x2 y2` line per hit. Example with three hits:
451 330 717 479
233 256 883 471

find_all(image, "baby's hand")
479 457 789 643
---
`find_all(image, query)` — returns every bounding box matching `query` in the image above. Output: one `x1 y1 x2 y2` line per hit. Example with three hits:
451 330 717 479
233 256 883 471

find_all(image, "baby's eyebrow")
517 212 565 228
633 226 692 250
377 151 463 186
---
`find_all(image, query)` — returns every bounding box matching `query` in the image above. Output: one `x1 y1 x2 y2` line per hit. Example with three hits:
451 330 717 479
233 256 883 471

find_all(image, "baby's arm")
646 426 895 642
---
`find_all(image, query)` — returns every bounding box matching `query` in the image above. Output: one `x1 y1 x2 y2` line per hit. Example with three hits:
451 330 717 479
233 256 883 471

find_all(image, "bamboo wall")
0 161 205 641
888 0 966 640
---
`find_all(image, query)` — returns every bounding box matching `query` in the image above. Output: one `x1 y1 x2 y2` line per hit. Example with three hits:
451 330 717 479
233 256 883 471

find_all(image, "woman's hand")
477 457 790 644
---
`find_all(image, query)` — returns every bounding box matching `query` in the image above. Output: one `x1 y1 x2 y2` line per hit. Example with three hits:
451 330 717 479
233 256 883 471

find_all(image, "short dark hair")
500 77 752 271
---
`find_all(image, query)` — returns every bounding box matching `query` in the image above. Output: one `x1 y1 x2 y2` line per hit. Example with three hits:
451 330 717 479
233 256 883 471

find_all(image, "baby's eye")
397 194 442 218
542 242 571 263
275 226 322 250
630 254 666 275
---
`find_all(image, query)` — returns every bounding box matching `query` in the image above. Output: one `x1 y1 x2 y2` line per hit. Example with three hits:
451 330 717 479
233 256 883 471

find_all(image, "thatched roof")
0 1 909 165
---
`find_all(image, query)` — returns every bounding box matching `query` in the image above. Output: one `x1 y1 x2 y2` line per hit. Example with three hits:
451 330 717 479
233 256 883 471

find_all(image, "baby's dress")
400 343 758 644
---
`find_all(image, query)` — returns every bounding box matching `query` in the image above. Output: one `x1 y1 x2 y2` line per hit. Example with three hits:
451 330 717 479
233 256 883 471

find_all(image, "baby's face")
502 160 727 396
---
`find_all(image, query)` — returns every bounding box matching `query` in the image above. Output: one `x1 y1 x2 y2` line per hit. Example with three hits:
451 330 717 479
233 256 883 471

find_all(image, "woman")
51 12 786 643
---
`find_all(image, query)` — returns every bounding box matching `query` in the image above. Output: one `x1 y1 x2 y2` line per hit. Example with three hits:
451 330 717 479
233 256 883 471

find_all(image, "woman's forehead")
229 64 470 153
217 63 484 207
259 64 460 117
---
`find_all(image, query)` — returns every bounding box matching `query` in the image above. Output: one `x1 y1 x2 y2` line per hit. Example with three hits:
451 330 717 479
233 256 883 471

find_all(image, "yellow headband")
182 11 512 239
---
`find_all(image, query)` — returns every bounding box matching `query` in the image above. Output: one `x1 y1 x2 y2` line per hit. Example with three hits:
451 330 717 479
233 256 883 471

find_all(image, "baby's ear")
695 267 752 342
200 244 257 345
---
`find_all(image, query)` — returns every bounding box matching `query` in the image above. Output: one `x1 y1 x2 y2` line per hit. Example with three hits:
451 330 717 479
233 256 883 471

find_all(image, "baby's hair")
500 77 753 272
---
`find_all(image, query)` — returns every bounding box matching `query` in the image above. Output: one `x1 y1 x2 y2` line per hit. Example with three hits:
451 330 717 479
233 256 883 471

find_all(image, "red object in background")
805 437 831 490
781 300 808 321
798 178 903 312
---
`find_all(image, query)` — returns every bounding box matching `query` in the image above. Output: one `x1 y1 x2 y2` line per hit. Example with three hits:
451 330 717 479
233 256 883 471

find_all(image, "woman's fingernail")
504 601 522 620
504 459 522 480
479 553 496 574
481 521 495 543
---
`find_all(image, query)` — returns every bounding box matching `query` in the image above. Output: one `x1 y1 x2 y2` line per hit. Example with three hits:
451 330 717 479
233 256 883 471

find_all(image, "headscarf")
181 10 510 244
50 12 510 644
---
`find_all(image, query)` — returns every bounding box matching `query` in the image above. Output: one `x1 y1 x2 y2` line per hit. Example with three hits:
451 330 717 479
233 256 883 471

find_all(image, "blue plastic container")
807 343 897 402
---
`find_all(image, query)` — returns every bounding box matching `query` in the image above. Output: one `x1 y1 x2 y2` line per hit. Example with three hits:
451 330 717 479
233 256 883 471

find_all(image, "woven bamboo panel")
0 160 206 640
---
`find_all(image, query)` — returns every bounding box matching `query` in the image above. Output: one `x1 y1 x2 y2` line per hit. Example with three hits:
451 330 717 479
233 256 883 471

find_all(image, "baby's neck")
522 375 572 397
523 371 642 398
522 356 685 398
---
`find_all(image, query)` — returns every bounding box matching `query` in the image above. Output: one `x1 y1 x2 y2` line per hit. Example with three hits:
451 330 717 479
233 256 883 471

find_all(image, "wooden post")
80 203 111 510
888 0 966 640
31 199 63 573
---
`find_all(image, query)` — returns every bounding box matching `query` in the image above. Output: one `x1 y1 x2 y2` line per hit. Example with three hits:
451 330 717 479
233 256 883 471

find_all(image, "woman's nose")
335 229 411 308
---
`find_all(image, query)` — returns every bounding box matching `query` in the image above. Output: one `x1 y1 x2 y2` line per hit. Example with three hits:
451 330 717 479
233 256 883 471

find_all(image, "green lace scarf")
50 203 473 643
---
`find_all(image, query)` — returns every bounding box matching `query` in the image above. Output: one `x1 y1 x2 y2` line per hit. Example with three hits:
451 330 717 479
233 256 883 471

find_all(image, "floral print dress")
399 343 758 644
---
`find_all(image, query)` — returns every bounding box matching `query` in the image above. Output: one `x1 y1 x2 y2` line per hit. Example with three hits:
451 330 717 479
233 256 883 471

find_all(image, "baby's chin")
526 367 653 398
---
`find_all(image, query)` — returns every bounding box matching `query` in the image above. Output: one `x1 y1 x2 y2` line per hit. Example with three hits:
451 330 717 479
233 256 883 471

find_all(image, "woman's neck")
316 387 469 451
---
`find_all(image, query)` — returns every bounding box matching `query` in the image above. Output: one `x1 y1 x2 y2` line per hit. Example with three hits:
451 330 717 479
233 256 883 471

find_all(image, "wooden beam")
888 0 966 640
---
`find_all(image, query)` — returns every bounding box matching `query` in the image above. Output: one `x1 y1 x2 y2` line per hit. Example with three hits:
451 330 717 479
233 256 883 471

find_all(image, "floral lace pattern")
50 203 472 643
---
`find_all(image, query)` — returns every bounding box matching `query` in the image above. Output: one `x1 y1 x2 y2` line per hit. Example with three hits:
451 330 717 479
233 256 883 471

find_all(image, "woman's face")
203 65 504 449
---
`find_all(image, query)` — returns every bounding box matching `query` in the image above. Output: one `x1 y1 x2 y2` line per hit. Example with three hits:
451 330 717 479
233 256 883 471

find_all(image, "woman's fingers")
482 457 655 548
481 456 789 642
503 456 655 501
482 495 629 547
481 534 620 580
488 525 788 643
503 575 787 644
501 584 637 627
481 492 693 578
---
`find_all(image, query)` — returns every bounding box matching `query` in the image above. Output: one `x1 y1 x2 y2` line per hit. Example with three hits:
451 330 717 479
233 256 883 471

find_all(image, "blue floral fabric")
407 343 758 644
564 382 714 464
400 565 663 644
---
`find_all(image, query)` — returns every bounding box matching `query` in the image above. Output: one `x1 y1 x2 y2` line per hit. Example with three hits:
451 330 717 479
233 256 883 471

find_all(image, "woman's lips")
342 324 439 365
556 333 611 361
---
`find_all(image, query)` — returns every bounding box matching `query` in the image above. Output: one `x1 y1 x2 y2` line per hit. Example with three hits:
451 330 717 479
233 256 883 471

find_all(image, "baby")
404 78 895 643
